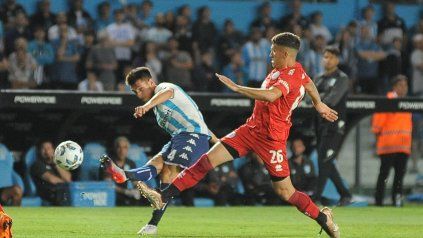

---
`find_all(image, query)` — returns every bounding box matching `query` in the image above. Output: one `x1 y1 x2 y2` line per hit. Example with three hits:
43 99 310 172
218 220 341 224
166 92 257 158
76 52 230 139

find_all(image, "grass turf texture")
6 206 423 237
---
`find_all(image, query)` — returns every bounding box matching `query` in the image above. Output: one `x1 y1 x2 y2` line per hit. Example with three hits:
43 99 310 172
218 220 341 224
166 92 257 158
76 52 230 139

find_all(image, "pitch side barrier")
2 90 423 111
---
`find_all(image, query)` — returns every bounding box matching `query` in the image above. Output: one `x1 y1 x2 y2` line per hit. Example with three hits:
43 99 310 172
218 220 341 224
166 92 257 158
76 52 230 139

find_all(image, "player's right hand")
133 105 151 119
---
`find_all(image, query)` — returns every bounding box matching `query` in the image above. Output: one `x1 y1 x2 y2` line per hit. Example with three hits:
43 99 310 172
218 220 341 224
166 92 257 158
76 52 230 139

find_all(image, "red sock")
173 154 213 191
288 190 320 219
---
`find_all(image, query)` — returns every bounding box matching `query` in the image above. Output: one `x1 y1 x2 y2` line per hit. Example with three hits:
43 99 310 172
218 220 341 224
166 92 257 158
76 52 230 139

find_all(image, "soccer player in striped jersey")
100 66 218 235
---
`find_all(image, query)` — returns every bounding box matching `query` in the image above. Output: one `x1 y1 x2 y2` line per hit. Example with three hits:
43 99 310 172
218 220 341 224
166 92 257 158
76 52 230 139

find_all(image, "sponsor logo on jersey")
280 80 290 94
80 96 122 105
275 164 283 171
14 96 56 104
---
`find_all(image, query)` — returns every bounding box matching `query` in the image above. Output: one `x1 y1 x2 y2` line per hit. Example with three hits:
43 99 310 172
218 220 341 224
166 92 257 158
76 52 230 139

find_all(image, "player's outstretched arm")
215 73 282 102
134 88 174 118
304 81 338 122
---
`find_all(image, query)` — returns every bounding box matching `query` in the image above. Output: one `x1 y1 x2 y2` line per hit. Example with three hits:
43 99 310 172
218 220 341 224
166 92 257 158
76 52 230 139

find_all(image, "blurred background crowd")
0 0 421 96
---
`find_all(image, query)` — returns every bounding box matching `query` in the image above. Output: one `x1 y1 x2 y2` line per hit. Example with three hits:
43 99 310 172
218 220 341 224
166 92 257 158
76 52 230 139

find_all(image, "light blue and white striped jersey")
153 82 210 137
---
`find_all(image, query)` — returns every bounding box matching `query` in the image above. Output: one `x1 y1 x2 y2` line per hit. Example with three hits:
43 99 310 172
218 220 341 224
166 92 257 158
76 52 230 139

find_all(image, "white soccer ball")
54 141 84 170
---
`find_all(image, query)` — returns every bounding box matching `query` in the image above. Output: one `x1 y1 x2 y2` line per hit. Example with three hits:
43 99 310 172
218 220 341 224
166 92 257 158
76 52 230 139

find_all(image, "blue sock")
125 165 157 182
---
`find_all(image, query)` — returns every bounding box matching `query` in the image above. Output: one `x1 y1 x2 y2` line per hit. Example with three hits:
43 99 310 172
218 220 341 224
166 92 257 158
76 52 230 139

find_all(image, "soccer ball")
54 141 84 170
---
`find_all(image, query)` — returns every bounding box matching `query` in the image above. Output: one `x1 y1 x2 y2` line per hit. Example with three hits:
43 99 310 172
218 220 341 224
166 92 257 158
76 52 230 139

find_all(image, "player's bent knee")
274 187 293 201
149 155 164 173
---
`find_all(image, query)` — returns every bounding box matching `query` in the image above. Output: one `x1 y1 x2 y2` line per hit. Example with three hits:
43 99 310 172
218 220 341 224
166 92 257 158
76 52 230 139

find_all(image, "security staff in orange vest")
372 75 412 207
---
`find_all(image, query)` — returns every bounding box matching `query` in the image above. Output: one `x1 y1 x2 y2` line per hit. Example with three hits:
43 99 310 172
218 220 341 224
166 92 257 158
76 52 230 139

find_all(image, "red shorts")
221 124 290 178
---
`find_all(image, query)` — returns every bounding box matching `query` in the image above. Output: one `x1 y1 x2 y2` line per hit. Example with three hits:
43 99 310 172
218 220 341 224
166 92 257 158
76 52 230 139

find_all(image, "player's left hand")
134 104 151 119
315 102 338 122
215 73 239 92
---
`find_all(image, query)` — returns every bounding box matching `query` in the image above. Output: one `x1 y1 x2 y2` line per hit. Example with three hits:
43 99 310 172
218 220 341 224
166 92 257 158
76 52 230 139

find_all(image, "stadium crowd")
1 0 422 207
0 0 421 96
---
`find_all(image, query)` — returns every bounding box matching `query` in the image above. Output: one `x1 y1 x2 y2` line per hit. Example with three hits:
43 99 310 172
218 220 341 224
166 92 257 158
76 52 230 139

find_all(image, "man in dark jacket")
313 46 352 206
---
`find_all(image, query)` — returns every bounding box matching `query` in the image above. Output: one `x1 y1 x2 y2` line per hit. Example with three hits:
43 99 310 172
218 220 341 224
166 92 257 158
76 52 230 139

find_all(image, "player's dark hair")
391 74 408 87
35 139 55 159
271 32 301 51
324 45 341 57
125 67 152 86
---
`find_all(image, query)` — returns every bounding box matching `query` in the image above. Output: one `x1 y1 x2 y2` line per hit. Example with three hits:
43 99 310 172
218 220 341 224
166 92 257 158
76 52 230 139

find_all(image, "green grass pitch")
6 206 423 237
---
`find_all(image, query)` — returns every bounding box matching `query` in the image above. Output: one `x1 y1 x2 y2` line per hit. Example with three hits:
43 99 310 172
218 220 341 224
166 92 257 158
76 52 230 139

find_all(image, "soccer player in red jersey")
134 32 340 237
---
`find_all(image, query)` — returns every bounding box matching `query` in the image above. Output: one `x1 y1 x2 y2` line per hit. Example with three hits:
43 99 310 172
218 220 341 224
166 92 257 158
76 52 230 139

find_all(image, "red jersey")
245 62 311 142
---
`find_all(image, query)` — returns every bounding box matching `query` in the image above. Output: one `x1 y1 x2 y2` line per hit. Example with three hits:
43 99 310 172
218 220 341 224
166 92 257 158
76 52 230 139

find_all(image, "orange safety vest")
372 91 412 155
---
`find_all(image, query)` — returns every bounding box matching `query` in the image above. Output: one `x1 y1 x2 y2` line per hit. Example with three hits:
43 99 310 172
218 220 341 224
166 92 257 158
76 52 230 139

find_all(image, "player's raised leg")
99 154 162 184
272 177 340 238
137 141 235 209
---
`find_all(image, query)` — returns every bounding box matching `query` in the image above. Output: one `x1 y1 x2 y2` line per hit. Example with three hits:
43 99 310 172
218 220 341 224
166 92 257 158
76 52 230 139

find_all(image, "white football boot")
137 224 158 236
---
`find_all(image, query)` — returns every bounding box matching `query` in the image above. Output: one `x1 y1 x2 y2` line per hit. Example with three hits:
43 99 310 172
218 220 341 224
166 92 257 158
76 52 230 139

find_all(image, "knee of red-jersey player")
272 181 296 201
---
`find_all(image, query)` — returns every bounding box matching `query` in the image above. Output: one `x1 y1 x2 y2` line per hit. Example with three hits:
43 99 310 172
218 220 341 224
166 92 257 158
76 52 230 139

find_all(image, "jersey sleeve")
302 72 312 85
273 77 291 96
155 83 176 99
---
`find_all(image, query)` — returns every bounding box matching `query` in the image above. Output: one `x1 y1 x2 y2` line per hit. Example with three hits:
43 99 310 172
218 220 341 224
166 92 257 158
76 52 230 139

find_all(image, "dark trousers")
315 130 351 202
375 153 409 206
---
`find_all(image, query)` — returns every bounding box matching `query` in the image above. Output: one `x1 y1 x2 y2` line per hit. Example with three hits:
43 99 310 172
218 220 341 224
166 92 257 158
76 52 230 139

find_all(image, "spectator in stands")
0 0 26 30
8 38 38 89
106 9 136 84
217 19 244 67
94 1 112 32
241 27 270 87
372 75 412 207
192 6 217 54
279 0 308 31
174 15 193 53
193 50 218 92
355 25 386 94
303 34 325 79
50 25 80 89
0 183 22 206
48 12 78 42
239 153 280 205
222 51 245 93
250 1 277 31
76 30 95 81
410 16 423 37
4 11 31 56
67 0 92 35
124 3 143 31
289 138 316 196
291 24 310 66
85 31 117 91
78 69 103 92
100 137 141 206
309 11 333 44
162 37 193 91
335 28 356 79
28 26 54 87
380 37 403 95
144 13 173 47
31 140 72 205
0 51 9 89
411 34 423 96
198 161 240 206
377 2 407 47
358 5 377 40
139 0 154 28
165 11 176 33
177 5 192 27
30 0 56 33
133 41 162 83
